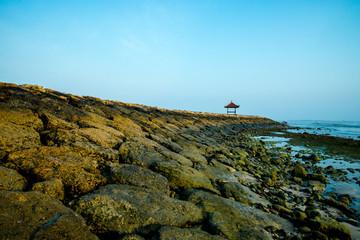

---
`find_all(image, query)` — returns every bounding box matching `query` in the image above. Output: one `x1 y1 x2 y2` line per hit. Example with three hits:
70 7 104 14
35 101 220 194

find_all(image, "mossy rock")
309 216 352 240
153 160 213 189
293 166 307 178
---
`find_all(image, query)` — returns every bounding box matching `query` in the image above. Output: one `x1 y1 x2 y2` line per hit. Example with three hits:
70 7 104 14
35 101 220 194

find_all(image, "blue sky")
1 0 359 121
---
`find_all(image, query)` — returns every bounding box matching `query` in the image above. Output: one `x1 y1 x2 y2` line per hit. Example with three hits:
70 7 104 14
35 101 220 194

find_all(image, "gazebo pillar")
224 101 240 115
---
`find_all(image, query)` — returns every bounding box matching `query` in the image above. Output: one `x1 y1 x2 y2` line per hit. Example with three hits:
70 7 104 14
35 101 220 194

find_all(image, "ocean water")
254 134 360 212
286 120 360 140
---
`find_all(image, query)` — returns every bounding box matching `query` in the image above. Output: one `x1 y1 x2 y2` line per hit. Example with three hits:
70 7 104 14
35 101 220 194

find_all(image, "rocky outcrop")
31 178 65 200
0 190 98 240
0 166 27 191
185 189 294 240
109 164 170 195
71 184 203 235
157 226 227 240
1 83 355 240
5 146 106 196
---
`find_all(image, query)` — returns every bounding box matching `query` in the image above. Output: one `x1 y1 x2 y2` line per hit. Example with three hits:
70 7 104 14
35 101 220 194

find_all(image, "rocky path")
0 83 357 239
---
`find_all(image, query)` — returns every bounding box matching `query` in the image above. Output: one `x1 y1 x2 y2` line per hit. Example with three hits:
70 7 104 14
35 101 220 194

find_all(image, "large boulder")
309 216 352 240
119 142 166 167
220 182 256 205
152 160 213 189
194 162 238 183
0 122 41 159
31 178 65 200
77 127 123 149
48 129 120 161
6 146 106 196
157 226 227 240
149 134 183 153
185 189 294 240
109 164 170 195
71 184 203 235
293 166 307 178
179 151 208 164
0 108 43 159
0 190 98 240
158 148 193 167
0 166 27 191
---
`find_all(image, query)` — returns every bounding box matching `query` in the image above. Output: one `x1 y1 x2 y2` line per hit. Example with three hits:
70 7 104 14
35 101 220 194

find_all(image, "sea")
256 120 360 212
285 120 360 140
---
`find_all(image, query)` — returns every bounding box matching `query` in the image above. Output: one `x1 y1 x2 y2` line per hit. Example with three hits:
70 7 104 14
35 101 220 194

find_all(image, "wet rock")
311 191 322 201
338 195 351 205
305 206 321 219
153 160 213 189
6 146 106 196
299 226 311 233
308 173 327 183
0 190 98 240
157 226 227 240
263 177 275 187
293 166 307 178
31 178 65 200
323 197 351 212
119 142 166 167
312 230 329 240
309 216 352 240
307 180 326 191
0 166 27 191
71 184 203 235
109 164 170 195
303 153 321 163
185 189 294 240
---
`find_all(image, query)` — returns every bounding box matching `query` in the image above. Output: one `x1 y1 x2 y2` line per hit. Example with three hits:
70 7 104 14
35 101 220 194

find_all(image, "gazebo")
224 101 240 115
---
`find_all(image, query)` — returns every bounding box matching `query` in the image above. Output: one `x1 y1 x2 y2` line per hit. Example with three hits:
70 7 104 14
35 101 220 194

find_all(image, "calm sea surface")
286 120 360 140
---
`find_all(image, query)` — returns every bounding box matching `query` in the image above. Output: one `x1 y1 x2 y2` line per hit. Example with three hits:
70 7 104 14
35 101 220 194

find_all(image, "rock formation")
0 83 354 239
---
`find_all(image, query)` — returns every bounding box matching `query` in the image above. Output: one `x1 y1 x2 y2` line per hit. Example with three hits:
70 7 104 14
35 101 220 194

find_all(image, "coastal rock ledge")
0 83 354 240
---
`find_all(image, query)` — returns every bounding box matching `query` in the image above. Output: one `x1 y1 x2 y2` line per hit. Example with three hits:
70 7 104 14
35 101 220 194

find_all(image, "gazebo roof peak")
224 101 239 108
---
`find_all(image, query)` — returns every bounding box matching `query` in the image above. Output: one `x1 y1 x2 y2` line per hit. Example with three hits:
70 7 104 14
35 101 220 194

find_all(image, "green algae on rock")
71 184 203 235
0 190 98 240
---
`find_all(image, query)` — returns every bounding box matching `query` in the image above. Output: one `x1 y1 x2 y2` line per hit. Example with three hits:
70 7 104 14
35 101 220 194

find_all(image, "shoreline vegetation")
0 82 359 240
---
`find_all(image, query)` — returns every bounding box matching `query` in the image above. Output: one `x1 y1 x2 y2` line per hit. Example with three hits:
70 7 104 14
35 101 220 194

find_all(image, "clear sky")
1 0 359 121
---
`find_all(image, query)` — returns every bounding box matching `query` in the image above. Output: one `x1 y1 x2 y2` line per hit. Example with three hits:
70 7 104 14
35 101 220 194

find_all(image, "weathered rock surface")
71 184 203 235
4 83 347 239
153 160 213 189
31 178 65 200
309 216 352 240
109 164 170 195
0 190 98 240
157 226 227 240
185 189 294 240
119 142 166 167
195 162 238 183
0 122 41 159
6 146 106 196
0 166 27 191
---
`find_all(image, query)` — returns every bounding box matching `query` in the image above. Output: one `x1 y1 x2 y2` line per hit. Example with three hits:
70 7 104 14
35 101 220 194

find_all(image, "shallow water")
254 134 360 213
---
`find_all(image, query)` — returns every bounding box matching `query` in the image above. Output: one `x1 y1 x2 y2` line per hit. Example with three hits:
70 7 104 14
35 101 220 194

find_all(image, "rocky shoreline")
0 83 358 239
